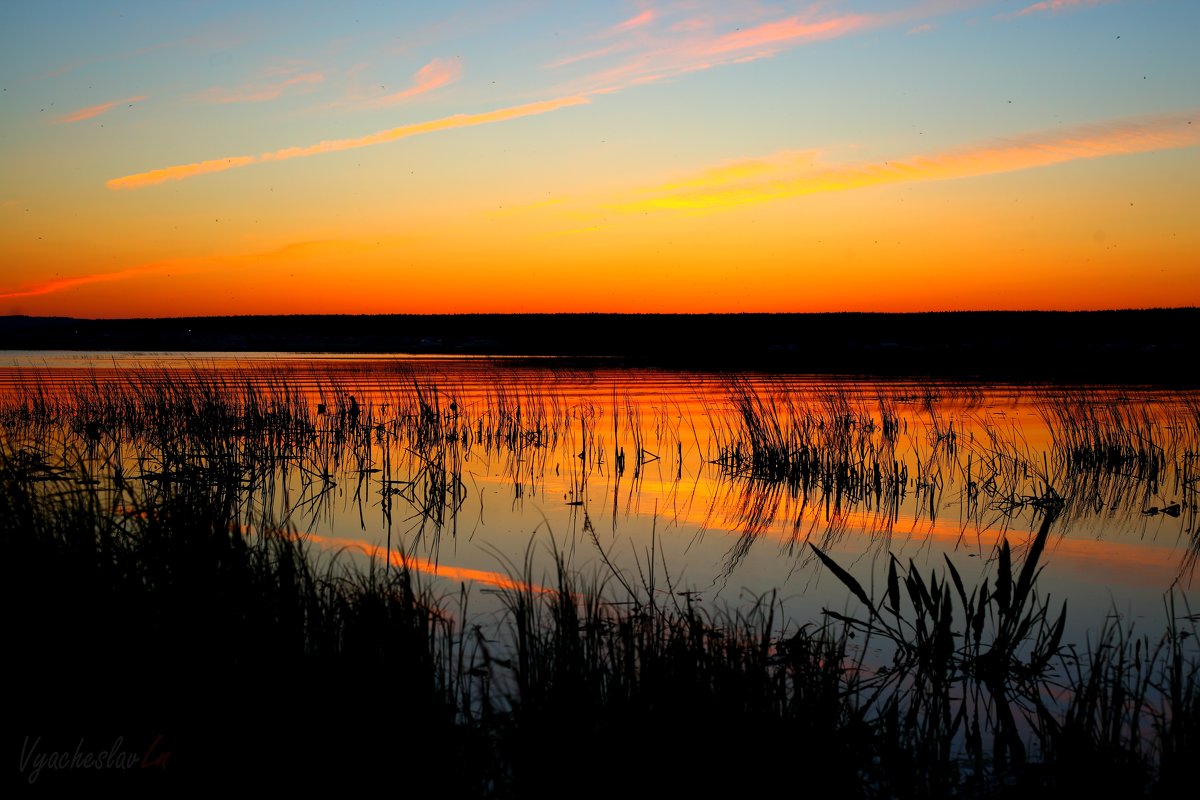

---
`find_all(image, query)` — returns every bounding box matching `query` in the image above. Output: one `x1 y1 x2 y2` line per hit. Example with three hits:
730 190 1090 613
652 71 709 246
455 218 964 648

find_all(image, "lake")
2 351 1195 650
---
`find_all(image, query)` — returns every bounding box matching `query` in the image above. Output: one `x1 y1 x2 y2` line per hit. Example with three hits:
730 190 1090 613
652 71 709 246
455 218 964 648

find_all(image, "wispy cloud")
100 3 1006 191
609 9 656 35
669 18 710 33
611 111 1200 212
543 8 657 69
543 42 631 69
701 13 872 55
555 3 926 96
39 14 260 81
0 263 170 299
107 95 590 189
1017 0 1114 16
198 72 324 104
0 240 351 299
369 57 461 106
56 95 147 123
908 23 934 34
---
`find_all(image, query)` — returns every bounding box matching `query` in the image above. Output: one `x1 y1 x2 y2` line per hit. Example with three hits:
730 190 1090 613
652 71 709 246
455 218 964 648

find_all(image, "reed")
4 444 485 791
712 380 907 511
4 366 1198 793
6 440 1195 795
807 503 1196 797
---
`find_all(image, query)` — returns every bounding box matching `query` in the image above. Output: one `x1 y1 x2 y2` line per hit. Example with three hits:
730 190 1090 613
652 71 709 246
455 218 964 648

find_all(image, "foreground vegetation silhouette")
7 441 1195 795
4 365 1197 792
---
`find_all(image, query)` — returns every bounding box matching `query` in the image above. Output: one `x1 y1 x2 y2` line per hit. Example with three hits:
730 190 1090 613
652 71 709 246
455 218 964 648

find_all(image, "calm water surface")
2 351 1196 647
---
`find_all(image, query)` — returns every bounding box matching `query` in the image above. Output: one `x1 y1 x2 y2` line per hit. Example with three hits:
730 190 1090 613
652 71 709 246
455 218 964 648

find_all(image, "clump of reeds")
462 536 872 796
5 369 1199 794
1032 389 1200 547
4 444 486 791
0 366 607 553
5 440 1195 795
807 504 1197 797
712 381 908 509
1038 390 1172 481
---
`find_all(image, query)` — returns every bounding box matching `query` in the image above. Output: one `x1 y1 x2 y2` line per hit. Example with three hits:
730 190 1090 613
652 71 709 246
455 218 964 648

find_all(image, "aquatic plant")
7 437 1196 795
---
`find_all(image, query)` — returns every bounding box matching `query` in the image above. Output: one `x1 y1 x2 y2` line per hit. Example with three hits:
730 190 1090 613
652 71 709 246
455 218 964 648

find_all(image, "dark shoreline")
2 309 1197 383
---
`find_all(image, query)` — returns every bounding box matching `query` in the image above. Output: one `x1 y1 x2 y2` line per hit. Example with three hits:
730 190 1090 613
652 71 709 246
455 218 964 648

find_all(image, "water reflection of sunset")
8 354 1190 636
304 532 551 595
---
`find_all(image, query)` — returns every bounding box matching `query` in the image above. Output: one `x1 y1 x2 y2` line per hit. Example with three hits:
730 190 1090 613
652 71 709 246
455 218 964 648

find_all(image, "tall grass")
807 503 1197 797
711 381 909 525
4 366 1198 792
707 380 1199 576
5 444 483 790
4 369 1197 557
7 438 1195 795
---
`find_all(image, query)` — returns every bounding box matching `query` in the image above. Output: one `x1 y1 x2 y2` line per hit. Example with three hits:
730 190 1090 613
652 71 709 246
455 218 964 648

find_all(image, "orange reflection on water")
1 356 1191 611
304 532 551 595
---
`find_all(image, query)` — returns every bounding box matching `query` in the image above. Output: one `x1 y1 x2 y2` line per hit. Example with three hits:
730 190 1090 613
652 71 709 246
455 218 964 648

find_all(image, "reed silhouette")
4 366 1197 793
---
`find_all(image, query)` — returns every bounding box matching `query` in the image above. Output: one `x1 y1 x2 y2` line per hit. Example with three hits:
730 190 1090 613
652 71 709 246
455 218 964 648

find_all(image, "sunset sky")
2 0 1197 317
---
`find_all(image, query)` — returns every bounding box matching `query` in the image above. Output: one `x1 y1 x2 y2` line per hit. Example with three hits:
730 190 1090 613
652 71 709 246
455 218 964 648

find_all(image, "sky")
1 0 1197 317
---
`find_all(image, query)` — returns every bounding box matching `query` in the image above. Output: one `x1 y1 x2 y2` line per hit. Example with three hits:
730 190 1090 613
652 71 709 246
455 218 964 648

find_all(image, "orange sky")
2 1 1198 316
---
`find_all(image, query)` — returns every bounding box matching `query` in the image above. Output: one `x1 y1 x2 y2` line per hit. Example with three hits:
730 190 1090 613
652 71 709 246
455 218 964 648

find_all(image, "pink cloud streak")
561 5 899 96
546 2 995 97
1018 0 1113 15
703 14 872 55
370 57 461 106
610 9 656 34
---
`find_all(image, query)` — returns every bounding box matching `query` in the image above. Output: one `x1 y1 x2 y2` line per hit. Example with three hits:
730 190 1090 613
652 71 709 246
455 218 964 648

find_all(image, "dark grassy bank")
7 448 1196 795
3 308 1198 382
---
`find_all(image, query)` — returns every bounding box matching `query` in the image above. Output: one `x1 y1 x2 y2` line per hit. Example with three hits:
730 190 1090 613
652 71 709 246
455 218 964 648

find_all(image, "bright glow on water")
2 352 1195 647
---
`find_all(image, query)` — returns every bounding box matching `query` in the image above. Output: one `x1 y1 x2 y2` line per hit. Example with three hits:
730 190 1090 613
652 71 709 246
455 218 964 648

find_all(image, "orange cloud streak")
106 95 590 189
0 240 351 300
0 262 169 299
371 57 461 106
108 155 260 189
57 94 147 123
620 111 1200 212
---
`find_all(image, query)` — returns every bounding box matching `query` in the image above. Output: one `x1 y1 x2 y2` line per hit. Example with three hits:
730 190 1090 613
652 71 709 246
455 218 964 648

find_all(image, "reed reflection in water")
1 352 1195 638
